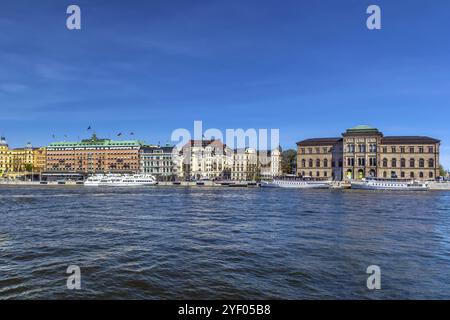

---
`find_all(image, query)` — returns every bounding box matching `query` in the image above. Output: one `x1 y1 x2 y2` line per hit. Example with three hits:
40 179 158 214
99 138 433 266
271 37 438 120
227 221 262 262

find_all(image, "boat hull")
351 181 428 191
261 180 331 189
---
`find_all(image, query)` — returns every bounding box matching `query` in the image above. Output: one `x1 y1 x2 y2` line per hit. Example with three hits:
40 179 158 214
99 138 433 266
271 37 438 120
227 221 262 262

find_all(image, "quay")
1 179 450 190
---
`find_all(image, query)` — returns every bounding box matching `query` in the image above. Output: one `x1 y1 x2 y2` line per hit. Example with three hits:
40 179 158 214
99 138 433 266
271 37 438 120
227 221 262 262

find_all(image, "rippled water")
0 185 449 299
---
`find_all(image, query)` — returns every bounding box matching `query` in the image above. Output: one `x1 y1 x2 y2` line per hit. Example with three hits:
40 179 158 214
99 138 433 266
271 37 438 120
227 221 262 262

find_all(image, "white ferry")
351 178 429 191
84 173 157 187
261 177 331 189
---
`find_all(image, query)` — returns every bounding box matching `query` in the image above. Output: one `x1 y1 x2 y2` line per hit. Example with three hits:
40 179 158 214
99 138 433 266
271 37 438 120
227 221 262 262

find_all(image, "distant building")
259 147 282 179
231 148 258 181
297 125 441 181
0 137 45 178
45 134 142 175
175 139 233 180
140 144 175 180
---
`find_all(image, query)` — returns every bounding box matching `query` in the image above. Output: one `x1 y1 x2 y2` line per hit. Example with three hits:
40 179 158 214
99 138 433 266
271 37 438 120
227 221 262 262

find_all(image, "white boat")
261 178 331 189
351 178 429 191
84 173 157 187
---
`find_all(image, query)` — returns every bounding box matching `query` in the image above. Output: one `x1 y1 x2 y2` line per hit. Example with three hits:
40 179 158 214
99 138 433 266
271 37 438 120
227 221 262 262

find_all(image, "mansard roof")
296 138 342 147
381 136 440 145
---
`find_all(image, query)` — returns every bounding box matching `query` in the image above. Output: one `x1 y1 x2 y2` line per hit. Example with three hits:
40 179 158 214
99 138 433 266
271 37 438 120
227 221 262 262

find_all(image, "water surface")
0 186 449 299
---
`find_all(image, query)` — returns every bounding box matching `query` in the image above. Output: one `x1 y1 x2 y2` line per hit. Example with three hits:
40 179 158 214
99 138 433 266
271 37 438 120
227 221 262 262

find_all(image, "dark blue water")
0 186 449 299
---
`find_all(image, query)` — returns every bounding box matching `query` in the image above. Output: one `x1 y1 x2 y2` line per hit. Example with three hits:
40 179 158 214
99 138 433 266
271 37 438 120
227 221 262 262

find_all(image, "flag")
87 126 91 130
52 134 55 139
117 133 122 137
130 132 134 136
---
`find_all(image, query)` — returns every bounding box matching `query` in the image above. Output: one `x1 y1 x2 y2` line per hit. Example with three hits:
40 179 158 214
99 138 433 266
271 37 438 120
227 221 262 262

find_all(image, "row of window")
382 158 434 168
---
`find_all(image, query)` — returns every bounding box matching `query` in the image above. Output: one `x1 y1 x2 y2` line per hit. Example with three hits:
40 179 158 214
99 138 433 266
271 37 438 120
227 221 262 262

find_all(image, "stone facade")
297 125 440 181
175 139 233 180
231 148 258 181
140 144 175 180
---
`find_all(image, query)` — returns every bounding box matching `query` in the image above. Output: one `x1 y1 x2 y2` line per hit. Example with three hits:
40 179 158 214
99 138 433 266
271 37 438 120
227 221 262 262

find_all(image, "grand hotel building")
297 125 440 181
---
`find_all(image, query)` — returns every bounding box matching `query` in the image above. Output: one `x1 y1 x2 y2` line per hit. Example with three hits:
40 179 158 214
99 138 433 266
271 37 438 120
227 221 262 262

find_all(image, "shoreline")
1 180 450 190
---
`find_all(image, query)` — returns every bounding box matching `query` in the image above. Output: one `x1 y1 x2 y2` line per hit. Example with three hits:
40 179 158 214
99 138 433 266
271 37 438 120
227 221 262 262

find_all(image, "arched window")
419 159 425 168
309 159 313 168
316 171 320 177
301 159 306 168
410 158 415 168
429 171 434 178
419 172 424 178
428 159 434 168
392 158 397 168
410 172 415 178
383 171 387 178
324 159 328 168
316 159 321 168
401 158 406 168
383 158 388 167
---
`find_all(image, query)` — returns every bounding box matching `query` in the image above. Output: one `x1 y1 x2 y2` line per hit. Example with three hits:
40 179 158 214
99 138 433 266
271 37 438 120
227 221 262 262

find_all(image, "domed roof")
349 125 375 130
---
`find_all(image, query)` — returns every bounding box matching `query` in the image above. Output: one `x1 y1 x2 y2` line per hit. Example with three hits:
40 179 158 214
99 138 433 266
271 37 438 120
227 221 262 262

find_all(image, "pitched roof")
296 138 342 146
381 136 440 145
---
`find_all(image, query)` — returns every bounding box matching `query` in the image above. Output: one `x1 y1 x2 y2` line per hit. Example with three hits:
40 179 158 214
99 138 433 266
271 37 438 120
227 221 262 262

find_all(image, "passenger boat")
84 173 157 186
261 177 331 189
351 177 429 191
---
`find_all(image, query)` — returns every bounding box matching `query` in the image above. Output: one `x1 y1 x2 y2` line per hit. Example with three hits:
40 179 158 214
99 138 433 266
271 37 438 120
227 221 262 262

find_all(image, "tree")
439 165 447 177
24 164 33 172
281 149 297 174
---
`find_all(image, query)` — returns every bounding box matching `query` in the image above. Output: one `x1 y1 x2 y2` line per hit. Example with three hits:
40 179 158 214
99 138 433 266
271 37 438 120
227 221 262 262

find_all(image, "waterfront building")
33 147 47 173
0 137 10 177
0 137 45 178
140 144 175 180
297 125 440 181
231 148 258 181
258 147 282 179
175 139 233 180
45 134 142 175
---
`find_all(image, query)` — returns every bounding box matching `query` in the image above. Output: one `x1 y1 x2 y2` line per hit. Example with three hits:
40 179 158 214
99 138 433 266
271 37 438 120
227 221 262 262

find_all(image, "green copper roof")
349 125 375 130
48 134 143 148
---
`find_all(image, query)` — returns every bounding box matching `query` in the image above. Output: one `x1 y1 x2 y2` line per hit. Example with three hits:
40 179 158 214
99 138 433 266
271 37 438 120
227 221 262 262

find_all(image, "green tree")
281 149 297 174
24 164 33 172
439 165 446 177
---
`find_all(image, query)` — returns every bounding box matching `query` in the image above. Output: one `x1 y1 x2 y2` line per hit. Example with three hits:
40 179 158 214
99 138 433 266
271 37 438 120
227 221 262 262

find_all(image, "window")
324 171 328 177
324 159 328 168
428 147 434 153
409 147 415 153
316 171 320 177
429 172 434 178
302 159 306 167
400 147 405 153
419 172 424 178
392 158 397 168
316 159 321 167
410 172 415 178
428 159 434 168
383 158 388 167
400 158 406 168
309 159 313 167
419 159 425 168
419 147 424 153
383 171 387 178
410 158 415 167
401 171 405 178
391 147 396 153
382 147 387 153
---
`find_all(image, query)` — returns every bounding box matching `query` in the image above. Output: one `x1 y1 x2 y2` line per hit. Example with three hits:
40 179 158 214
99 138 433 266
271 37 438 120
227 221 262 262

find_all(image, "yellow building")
0 137 46 178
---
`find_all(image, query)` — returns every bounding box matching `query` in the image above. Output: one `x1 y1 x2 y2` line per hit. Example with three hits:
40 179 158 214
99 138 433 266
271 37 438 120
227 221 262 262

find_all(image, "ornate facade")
297 125 440 181
46 134 142 174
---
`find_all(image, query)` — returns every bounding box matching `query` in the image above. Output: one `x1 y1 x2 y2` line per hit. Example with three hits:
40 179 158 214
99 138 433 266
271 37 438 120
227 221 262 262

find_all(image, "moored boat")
351 177 429 191
84 173 157 187
261 177 331 189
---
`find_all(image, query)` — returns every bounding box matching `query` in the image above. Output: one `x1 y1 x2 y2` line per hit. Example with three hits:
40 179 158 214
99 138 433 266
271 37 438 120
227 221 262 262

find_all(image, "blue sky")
0 0 449 167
